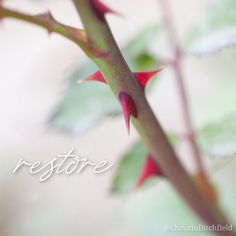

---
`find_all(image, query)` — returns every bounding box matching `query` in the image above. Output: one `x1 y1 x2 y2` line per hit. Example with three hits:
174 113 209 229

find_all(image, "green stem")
0 2 234 235
73 1 234 235
0 6 91 55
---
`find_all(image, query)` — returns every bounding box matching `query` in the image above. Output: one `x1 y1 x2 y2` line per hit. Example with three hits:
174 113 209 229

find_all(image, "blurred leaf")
49 63 120 134
198 114 236 157
49 25 161 134
123 180 211 236
111 134 180 195
124 24 161 70
186 0 236 56
116 158 236 236
111 141 147 195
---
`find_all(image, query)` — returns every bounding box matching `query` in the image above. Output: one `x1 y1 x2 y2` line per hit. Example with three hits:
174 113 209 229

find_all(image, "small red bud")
136 154 164 188
119 92 137 134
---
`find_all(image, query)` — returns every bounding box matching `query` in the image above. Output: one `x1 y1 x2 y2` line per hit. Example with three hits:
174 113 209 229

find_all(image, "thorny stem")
0 6 93 56
159 0 206 176
0 2 234 235
73 1 234 235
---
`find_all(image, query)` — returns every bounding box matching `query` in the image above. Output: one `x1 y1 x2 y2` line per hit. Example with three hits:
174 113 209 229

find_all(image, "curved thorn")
77 69 162 86
77 70 106 84
35 11 55 34
134 69 162 89
119 92 137 135
90 0 120 19
136 154 164 188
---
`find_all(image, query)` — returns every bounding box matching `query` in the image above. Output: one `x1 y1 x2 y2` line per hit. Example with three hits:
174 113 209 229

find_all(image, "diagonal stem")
0 1 234 235
73 0 234 235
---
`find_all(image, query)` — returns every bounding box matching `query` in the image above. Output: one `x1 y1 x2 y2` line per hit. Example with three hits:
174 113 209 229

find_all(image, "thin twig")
0 6 92 55
159 0 206 176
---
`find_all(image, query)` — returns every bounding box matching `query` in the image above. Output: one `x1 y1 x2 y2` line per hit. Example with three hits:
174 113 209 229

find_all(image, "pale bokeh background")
1 0 235 235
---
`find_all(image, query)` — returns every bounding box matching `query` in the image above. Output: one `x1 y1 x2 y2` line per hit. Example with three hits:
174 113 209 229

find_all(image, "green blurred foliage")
198 114 236 157
123 180 211 236
121 156 236 236
111 141 147 195
111 134 179 195
49 66 120 134
186 0 236 55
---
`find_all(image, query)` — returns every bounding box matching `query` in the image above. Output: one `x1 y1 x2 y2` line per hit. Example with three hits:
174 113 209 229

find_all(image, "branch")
72 0 234 235
1 1 234 235
159 0 207 181
0 6 94 56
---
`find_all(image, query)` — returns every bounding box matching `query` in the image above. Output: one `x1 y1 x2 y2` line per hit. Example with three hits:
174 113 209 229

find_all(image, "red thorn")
134 69 162 89
36 11 55 36
119 92 137 134
136 154 164 188
90 0 119 20
79 69 162 86
79 70 106 84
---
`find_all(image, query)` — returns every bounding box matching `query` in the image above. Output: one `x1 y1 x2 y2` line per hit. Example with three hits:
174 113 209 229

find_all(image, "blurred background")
0 0 236 235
